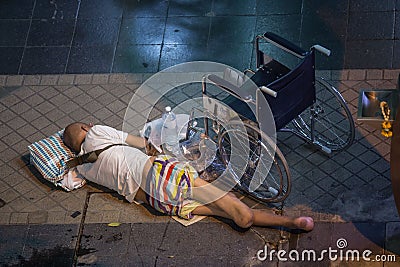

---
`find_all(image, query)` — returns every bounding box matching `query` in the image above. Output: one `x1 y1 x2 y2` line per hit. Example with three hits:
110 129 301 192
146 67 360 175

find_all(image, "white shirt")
76 125 150 203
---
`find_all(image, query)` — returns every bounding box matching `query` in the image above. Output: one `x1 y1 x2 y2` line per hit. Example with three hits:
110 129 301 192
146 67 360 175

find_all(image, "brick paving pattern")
0 70 400 266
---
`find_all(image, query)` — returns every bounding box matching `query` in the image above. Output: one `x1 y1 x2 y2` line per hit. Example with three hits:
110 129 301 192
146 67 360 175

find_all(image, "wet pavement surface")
1 0 400 75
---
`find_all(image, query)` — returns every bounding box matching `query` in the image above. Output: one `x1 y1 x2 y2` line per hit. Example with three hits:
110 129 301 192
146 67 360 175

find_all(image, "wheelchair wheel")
292 77 355 153
218 121 291 203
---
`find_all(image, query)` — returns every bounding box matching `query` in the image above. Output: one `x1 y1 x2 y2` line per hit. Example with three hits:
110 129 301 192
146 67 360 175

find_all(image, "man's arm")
125 134 147 149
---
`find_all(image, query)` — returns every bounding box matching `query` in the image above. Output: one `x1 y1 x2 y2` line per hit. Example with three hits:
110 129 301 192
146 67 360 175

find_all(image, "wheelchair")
188 32 355 204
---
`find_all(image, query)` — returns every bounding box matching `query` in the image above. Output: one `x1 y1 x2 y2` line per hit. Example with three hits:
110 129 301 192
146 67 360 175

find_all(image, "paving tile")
0 76 6 86
366 69 384 80
158 221 265 261
332 222 385 254
302 0 349 14
109 84 132 98
10 100 31 116
120 17 165 45
164 16 210 45
0 225 29 264
33 0 79 19
86 193 158 223
255 14 301 45
24 92 46 107
128 222 170 257
78 254 128 267
345 40 394 69
168 0 212 16
212 0 256 15
40 74 59 85
157 255 233 267
209 16 256 44
350 0 396 12
27 19 75 46
208 42 254 71
302 184 326 202
283 151 304 166
0 0 34 19
13 180 40 196
92 74 109 85
15 224 78 266
312 175 341 193
73 18 121 46
0 47 23 74
57 74 75 85
301 12 347 45
67 45 115 74
0 165 14 182
79 223 131 257
280 222 333 266
358 149 383 165
342 175 367 190
0 188 20 203
9 212 29 224
369 157 390 173
78 0 123 18
257 0 302 15
34 100 57 115
304 152 329 166
0 92 21 106
348 12 395 40
46 211 68 224
344 157 368 174
293 159 319 175
159 44 208 71
114 44 161 73
356 167 381 183
0 20 30 46
394 40 400 69
82 100 105 115
385 222 400 262
123 0 168 18
69 107 91 121
20 47 69 75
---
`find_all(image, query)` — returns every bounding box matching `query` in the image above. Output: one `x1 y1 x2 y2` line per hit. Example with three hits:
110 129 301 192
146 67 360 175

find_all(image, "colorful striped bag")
28 130 75 184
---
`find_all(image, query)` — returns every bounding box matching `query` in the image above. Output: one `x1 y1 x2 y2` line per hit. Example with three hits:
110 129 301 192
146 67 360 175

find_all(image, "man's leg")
192 204 313 231
192 179 313 231
192 178 254 228
134 188 149 204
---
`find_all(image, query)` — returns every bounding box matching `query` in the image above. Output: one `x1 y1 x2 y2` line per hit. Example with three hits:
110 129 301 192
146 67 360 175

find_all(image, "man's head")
63 122 93 153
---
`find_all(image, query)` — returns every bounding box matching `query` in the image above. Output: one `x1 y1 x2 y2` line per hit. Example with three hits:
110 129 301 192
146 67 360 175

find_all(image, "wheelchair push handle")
312 45 331 57
260 86 278 98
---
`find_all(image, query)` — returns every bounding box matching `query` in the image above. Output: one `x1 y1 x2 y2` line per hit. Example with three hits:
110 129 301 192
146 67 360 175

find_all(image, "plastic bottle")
162 106 178 153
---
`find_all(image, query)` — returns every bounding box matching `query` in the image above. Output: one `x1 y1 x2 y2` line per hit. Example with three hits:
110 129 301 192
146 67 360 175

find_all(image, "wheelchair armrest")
260 32 307 58
206 74 242 99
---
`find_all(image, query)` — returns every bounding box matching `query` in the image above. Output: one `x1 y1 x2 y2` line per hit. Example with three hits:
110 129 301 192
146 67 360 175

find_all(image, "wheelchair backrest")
255 51 316 130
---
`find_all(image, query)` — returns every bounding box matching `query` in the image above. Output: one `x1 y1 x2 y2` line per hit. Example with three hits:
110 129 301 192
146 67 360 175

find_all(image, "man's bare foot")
293 217 314 231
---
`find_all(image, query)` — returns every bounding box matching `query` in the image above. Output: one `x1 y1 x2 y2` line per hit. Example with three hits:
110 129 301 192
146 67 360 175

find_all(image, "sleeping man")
63 122 314 231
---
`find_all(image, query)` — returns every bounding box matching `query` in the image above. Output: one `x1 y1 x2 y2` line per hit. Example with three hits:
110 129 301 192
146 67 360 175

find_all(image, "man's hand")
146 141 161 156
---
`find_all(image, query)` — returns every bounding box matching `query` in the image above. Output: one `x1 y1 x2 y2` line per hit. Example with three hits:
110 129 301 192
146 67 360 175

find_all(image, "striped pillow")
28 130 75 183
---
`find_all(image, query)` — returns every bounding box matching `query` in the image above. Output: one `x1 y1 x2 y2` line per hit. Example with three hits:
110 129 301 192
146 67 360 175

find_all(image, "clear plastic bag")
178 133 226 181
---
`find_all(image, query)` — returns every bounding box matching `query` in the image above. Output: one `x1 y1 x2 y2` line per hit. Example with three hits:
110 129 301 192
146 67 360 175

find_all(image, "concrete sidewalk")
0 70 400 266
